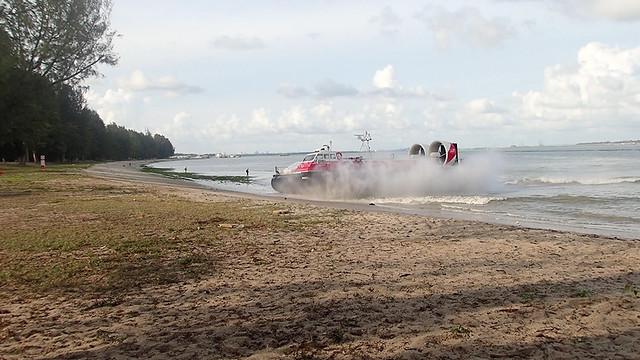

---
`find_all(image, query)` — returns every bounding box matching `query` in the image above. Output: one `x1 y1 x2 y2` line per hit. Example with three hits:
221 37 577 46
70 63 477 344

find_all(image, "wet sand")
1 161 639 359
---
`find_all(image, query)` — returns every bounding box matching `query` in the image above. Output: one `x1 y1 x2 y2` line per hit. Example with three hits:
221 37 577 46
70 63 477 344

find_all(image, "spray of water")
302 151 505 200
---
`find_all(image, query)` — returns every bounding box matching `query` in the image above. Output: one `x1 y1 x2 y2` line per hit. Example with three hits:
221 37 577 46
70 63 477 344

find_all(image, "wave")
504 176 640 186
567 210 640 224
372 195 506 206
503 194 602 205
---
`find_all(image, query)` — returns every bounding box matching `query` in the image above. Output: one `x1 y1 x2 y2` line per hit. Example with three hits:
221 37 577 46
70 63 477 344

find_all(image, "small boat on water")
271 139 459 196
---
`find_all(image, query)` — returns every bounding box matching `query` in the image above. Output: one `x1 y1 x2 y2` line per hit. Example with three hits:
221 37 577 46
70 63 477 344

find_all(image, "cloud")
557 0 640 21
190 100 370 140
118 71 203 97
160 111 192 140
238 102 365 136
277 83 311 98
172 111 191 127
371 6 403 37
277 65 434 101
415 6 516 49
314 80 359 98
370 65 434 99
212 35 265 50
519 42 640 129
277 81 358 99
172 113 243 145
420 97 510 134
373 65 400 89
413 42 640 145
101 41 640 153
465 99 505 114
278 106 308 131
85 88 133 125
206 114 242 142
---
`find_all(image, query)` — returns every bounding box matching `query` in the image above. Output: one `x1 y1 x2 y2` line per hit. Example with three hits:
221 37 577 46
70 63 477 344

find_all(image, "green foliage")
0 76 175 161
1 0 118 86
625 283 638 297
141 166 252 184
0 64 58 159
0 0 175 163
575 289 590 298
450 325 471 335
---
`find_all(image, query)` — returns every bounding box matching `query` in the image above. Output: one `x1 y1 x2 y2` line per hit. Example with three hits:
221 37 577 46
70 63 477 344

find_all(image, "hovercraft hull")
271 171 332 195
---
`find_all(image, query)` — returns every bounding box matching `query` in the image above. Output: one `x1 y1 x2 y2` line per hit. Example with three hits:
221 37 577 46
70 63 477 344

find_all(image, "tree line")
0 0 175 163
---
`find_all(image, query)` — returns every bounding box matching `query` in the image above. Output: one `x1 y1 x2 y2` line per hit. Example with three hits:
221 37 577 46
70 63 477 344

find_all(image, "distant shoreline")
576 139 640 145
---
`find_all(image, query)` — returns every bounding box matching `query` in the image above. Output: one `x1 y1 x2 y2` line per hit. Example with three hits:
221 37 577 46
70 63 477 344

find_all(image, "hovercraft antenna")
355 131 372 157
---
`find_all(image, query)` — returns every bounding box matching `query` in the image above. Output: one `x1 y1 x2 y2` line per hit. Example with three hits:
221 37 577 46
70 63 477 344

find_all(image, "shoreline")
86 160 637 241
2 160 639 359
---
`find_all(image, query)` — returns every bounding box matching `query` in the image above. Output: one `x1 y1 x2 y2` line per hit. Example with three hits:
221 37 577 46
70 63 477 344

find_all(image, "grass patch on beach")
0 162 91 185
0 164 343 296
141 165 252 183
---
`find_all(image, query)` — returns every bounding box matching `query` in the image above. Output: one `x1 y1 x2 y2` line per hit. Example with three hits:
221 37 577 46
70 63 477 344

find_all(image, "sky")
84 0 640 154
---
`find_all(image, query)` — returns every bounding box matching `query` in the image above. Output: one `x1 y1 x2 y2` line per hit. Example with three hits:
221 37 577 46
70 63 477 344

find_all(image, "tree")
1 0 118 163
0 0 118 86
1 2 176 162
0 28 17 160
104 122 130 160
57 84 85 161
82 108 106 160
154 134 175 158
0 65 58 163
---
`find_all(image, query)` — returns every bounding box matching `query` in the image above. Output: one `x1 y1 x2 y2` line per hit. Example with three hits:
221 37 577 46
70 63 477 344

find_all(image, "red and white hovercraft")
271 139 459 196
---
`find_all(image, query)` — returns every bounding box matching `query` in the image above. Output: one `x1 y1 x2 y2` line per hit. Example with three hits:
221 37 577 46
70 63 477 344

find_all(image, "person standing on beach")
246 169 249 178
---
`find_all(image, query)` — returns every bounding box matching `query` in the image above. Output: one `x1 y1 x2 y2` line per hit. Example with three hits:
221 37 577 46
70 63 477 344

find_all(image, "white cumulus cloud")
371 65 435 99
415 6 516 49
373 65 400 89
520 42 640 129
558 0 640 21
84 88 133 125
466 99 504 114
118 71 203 97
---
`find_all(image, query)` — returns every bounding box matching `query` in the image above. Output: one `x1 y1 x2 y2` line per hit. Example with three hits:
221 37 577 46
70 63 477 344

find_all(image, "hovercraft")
271 140 458 195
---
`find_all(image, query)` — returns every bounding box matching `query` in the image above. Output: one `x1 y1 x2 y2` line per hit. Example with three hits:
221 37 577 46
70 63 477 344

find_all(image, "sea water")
148 143 640 240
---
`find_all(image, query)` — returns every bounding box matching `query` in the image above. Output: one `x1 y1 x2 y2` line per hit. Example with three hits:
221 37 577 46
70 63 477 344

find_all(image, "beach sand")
1 162 639 359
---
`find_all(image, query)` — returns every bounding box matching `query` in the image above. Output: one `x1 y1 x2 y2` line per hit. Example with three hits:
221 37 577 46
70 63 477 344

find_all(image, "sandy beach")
1 161 640 359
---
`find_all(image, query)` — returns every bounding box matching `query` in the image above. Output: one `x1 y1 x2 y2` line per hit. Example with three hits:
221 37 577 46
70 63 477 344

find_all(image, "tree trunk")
19 143 28 165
